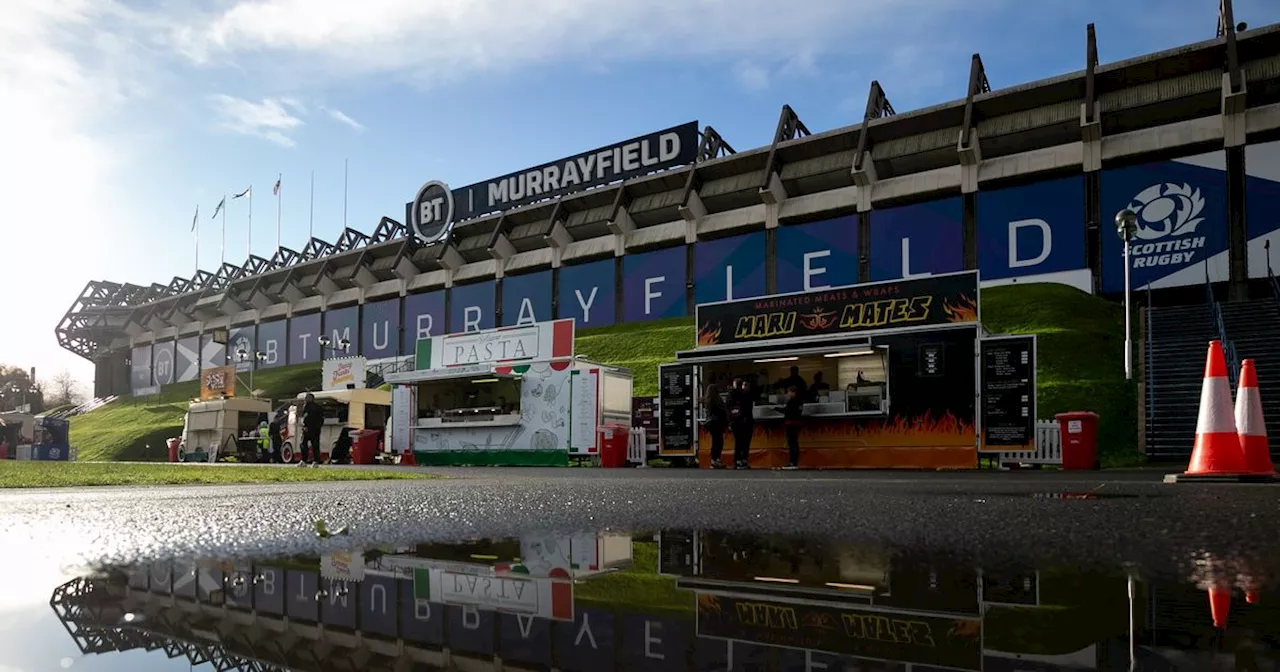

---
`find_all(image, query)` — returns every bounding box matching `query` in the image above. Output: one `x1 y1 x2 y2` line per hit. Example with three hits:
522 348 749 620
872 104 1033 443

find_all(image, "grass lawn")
576 318 696 397
71 364 323 462
982 283 1140 466
576 541 695 615
0 461 435 489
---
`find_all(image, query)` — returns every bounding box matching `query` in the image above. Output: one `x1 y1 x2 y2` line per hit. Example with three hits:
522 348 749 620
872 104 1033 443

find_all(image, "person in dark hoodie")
299 393 324 467
703 383 730 469
775 385 805 470
728 377 755 470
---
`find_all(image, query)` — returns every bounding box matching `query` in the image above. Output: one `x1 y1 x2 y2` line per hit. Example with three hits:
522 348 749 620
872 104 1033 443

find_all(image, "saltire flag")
211 197 225 219
273 175 281 196
233 186 251 199
191 205 199 231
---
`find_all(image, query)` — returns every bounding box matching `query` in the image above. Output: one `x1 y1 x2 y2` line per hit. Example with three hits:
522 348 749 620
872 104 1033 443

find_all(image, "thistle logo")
1126 182 1207 269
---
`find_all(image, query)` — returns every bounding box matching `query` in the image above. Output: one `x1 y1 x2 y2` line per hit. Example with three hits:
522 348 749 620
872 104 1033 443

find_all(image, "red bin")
350 429 381 465
1055 411 1100 470
167 437 181 463
598 425 629 468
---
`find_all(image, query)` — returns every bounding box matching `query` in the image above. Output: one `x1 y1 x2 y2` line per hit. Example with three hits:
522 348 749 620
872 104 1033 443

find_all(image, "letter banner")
695 592 982 671
694 271 979 347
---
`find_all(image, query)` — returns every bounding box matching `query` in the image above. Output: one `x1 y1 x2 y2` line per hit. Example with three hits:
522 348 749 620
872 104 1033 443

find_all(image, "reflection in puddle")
38 531 1280 671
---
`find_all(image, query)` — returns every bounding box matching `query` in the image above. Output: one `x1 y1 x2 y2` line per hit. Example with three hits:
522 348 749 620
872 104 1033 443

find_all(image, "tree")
0 365 44 413
48 370 84 408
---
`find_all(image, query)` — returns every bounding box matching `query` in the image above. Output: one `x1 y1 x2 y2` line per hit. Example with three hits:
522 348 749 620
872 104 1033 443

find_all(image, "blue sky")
1 0 1276 392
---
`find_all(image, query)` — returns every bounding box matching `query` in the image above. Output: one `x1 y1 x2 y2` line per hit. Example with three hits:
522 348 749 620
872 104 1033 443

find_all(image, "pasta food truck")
658 271 1038 469
385 319 633 466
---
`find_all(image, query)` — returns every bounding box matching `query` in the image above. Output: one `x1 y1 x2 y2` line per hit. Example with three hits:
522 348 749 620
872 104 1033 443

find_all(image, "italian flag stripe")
552 320 573 359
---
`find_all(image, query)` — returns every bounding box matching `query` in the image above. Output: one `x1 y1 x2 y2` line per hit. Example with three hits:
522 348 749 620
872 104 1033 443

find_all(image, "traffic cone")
1235 359 1278 476
1188 342 1247 472
1209 585 1231 629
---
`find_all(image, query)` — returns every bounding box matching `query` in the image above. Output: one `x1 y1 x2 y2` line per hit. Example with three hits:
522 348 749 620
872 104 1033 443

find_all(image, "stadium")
56 9 1280 463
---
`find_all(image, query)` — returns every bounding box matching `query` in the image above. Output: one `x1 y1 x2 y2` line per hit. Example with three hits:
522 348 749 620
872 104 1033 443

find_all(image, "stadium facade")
59 15 1280 456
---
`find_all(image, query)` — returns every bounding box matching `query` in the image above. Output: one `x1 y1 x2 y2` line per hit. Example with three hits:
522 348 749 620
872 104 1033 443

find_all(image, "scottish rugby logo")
1126 182 1208 269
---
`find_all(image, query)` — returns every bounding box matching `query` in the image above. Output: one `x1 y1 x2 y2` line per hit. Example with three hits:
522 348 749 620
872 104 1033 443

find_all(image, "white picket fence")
997 420 1063 466
627 428 648 467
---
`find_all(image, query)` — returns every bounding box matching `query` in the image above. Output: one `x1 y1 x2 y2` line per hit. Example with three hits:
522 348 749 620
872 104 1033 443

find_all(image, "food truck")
660 271 1038 469
0 412 34 458
180 397 273 462
385 319 633 466
178 364 272 462
279 386 392 464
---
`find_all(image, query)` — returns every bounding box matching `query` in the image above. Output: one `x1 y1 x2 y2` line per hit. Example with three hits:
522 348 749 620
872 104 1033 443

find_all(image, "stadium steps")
1220 299 1280 457
1143 304 1218 460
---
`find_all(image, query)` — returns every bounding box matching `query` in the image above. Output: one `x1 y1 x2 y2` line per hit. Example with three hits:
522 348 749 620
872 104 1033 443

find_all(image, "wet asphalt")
1 467 1277 583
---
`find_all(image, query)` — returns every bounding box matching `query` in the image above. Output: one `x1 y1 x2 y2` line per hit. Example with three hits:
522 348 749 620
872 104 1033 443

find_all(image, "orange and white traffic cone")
1235 359 1278 477
1209 585 1232 629
1168 341 1252 482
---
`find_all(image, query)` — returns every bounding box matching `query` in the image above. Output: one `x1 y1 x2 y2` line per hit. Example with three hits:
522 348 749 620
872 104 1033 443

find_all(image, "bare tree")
48 370 84 407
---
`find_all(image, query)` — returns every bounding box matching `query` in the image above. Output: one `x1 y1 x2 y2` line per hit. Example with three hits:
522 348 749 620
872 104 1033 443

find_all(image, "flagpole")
221 192 227 265
247 185 253 260
343 158 349 231
194 206 200 277
309 171 315 240
276 173 282 251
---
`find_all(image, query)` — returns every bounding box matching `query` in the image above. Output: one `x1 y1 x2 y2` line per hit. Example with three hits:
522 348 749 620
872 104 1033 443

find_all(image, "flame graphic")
798 308 837 331
698 594 723 614
697 412 977 469
949 619 982 639
697 322 723 346
943 294 978 323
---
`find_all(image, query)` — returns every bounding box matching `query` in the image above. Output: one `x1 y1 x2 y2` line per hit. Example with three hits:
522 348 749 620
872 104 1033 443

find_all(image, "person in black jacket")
775 385 805 470
703 383 729 469
728 378 755 470
299 394 324 467
268 408 286 463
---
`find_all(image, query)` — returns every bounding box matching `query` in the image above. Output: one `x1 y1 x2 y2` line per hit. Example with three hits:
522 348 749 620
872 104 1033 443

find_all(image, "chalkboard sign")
659 363 696 456
980 335 1037 451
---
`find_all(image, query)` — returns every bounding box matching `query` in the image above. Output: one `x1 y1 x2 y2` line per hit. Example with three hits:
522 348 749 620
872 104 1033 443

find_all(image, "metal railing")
1266 240 1280 308
1144 285 1156 449
997 420 1064 466
1205 264 1239 389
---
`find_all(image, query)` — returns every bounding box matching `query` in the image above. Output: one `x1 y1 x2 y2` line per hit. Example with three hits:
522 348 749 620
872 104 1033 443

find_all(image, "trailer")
278 388 391 464
179 397 273 462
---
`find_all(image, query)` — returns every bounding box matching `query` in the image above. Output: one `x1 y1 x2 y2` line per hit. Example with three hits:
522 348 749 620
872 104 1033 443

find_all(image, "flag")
191 206 199 231
273 176 281 196
211 197 225 219
233 186 251 199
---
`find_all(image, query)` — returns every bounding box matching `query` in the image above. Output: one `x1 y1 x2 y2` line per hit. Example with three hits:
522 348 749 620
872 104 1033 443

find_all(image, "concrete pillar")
858 211 871 283
963 193 978 270
1085 170 1103 294
1226 145 1248 301
765 228 778 295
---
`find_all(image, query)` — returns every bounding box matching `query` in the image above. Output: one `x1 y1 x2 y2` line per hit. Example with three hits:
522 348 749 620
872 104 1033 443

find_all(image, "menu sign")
659 364 696 456
632 396 659 448
980 335 1037 451
695 272 979 347
696 593 982 671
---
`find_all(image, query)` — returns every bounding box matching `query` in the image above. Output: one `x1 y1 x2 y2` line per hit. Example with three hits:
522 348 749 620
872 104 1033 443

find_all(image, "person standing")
299 393 324 467
776 385 805 470
729 378 755 470
704 384 729 469
268 408 285 463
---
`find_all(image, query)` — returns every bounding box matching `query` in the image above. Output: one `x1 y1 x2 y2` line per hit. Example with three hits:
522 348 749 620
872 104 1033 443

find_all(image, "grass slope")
0 462 434 488
576 317 696 397
982 284 1138 465
71 364 322 462
576 541 695 615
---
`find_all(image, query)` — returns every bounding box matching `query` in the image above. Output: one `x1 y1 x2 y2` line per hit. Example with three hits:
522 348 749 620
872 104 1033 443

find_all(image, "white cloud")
173 0 977 86
209 94 305 147
733 62 771 93
0 0 142 389
323 107 365 132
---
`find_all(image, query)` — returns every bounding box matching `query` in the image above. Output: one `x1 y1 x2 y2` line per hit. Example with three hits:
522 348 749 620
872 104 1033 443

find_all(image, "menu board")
570 369 599 453
659 363 696 456
918 343 945 377
980 336 1036 451
390 385 415 455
